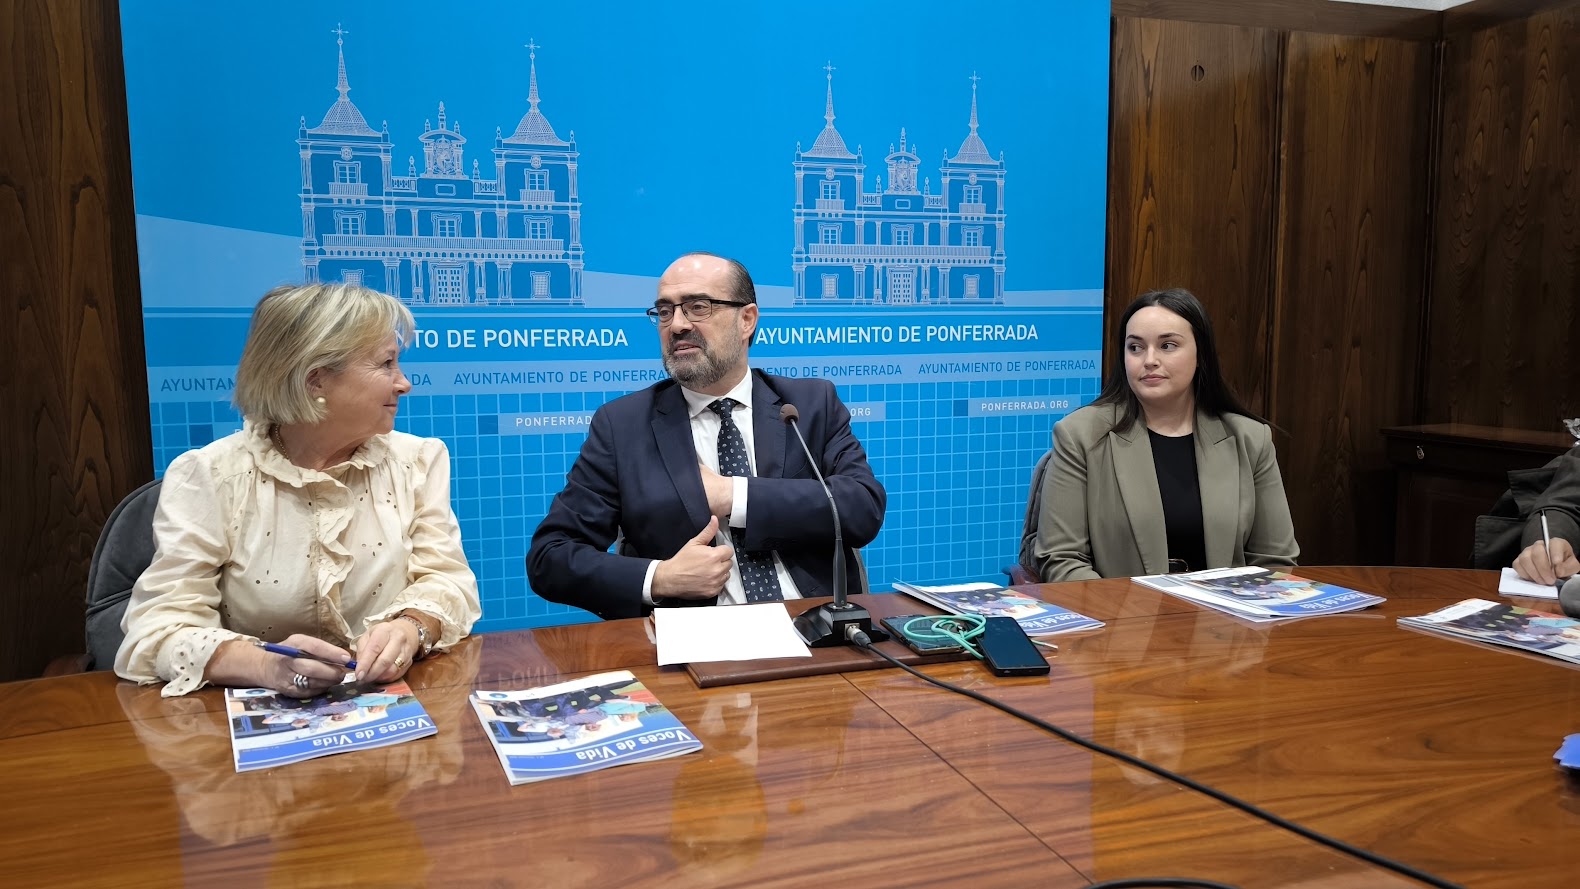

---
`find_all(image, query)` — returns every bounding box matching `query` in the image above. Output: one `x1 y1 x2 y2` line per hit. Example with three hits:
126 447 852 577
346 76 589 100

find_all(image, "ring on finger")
292 672 310 690
393 655 406 668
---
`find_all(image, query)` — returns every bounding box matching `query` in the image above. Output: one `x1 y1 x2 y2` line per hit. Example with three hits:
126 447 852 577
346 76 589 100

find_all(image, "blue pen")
255 640 357 670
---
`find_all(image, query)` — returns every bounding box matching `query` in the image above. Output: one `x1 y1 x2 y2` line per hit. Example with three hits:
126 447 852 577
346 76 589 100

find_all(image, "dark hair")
677 251 757 305
1093 287 1260 433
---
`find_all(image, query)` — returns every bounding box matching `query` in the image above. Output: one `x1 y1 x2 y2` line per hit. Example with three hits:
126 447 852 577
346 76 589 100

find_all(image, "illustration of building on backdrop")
791 66 1006 306
297 28 583 305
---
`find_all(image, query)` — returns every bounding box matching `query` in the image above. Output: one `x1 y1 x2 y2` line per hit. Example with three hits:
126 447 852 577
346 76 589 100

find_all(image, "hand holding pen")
1516 508 1580 588
256 640 357 670
1542 512 1562 592
254 635 356 698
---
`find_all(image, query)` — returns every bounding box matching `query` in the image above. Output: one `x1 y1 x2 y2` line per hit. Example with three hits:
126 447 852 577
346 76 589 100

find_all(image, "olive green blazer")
1033 403 1300 582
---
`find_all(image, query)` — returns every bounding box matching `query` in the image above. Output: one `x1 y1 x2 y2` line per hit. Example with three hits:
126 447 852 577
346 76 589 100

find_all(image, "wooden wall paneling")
1444 0 1580 34
1424 7 1580 428
0 0 152 680
1110 0 1441 40
1106 17 1283 415
1270 33 1435 566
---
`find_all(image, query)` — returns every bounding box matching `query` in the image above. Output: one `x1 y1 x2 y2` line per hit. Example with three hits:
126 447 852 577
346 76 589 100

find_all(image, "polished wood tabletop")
0 567 1575 887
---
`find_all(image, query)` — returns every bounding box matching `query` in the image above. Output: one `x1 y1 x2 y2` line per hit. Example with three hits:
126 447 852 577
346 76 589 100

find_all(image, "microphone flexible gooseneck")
778 403 885 647
779 403 845 607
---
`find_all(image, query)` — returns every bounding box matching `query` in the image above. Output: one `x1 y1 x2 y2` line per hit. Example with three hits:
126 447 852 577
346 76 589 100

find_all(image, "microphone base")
793 601 890 648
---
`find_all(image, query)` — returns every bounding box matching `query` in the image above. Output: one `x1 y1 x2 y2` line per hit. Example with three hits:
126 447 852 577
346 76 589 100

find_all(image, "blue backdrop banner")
122 1 1111 632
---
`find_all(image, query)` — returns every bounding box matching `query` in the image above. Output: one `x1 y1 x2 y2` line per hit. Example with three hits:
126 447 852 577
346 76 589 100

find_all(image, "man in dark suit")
527 252 886 619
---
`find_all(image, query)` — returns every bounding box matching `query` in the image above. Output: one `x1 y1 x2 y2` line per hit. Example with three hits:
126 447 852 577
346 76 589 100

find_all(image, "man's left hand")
698 462 734 519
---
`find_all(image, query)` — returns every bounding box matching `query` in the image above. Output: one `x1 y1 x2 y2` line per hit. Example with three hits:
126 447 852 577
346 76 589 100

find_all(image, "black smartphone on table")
980 617 1051 676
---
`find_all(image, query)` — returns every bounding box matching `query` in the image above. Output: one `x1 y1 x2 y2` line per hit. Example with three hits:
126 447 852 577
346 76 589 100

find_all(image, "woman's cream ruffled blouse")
115 421 481 696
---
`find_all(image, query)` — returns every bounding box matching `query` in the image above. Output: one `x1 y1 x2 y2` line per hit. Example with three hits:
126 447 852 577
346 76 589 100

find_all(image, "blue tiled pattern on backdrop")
148 374 1095 635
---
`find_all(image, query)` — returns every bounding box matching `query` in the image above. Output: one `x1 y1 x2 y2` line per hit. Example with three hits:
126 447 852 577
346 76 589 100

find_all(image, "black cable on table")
850 631 1464 889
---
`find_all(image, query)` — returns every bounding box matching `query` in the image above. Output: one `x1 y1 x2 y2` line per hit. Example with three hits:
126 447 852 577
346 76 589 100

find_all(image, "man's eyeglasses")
646 297 750 326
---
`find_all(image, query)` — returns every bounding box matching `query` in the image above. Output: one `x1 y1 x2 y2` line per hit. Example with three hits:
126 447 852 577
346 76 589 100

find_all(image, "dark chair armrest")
43 653 91 677
1003 565 1039 586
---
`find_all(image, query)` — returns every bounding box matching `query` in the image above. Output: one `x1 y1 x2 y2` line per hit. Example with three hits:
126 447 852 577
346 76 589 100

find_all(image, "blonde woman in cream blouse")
116 283 480 697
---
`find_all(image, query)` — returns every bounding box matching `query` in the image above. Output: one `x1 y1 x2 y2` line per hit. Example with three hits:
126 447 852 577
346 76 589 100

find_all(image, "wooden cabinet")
1382 424 1574 567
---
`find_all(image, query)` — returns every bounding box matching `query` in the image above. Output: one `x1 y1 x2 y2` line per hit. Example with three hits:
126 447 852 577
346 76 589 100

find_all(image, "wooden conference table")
2 567 1577 888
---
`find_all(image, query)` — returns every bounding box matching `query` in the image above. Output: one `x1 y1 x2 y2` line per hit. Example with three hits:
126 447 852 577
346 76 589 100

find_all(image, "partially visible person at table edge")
1509 457 1580 586
115 283 480 697
1034 287 1299 582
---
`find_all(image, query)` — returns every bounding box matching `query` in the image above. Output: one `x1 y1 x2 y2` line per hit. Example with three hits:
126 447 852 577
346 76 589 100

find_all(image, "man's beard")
663 332 742 390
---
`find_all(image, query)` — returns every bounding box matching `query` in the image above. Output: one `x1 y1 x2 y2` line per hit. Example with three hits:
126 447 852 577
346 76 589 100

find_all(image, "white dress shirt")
642 371 803 605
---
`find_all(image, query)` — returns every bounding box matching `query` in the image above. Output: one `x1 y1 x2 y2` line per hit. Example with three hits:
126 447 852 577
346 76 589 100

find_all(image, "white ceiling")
1328 0 1477 9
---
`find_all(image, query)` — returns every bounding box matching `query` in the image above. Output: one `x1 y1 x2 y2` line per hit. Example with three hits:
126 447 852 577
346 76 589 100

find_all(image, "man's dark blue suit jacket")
527 370 885 620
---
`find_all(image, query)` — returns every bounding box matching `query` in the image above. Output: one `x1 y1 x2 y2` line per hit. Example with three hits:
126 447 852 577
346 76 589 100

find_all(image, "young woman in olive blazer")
1033 289 1299 582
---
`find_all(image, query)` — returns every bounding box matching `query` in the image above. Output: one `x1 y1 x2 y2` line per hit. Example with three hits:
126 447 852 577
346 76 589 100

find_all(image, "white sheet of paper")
653 603 812 666
1499 567 1561 600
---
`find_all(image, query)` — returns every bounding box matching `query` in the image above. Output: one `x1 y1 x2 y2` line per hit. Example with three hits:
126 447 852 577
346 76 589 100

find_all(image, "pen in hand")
1541 510 1564 591
255 640 357 670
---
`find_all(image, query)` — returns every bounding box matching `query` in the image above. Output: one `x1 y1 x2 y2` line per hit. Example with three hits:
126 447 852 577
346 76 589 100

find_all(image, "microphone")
779 405 845 605
1560 575 1580 619
779 403 887 648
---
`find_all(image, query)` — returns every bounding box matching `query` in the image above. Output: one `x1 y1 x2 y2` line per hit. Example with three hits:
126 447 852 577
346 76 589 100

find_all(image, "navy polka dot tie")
709 398 784 603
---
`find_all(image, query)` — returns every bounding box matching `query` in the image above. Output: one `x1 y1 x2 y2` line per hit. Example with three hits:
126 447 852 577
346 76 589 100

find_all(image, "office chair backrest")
85 479 162 671
850 545 870 594
1010 449 1055 585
